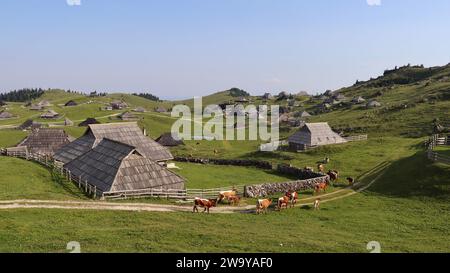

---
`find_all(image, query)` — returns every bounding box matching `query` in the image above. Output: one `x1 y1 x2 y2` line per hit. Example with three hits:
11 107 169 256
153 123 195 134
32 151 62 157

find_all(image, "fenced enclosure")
426 134 450 164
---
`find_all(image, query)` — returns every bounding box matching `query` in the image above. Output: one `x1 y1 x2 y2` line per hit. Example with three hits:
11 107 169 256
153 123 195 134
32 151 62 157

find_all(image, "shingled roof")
18 119 41 130
156 132 184 147
64 139 185 193
54 122 173 164
0 111 13 119
18 128 71 156
288 122 347 147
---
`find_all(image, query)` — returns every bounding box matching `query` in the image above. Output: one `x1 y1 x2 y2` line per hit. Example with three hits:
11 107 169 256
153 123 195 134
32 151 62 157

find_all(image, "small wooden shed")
18 128 71 156
156 133 184 147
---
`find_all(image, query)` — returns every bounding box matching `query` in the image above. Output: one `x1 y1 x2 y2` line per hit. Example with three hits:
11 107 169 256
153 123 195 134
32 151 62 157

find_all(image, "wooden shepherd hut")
18 119 41 131
54 122 173 164
64 100 78 107
288 122 347 151
17 128 71 156
119 111 138 121
0 111 13 119
78 118 100 127
155 133 184 147
64 139 185 195
40 110 59 119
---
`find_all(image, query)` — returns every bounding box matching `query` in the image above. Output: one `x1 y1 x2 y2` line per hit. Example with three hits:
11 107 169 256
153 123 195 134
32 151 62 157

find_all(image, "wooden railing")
426 134 450 165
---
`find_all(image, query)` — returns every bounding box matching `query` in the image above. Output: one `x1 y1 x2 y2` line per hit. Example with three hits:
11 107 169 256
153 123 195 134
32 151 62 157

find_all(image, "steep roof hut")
367 100 382 108
155 106 168 113
78 118 100 127
30 105 43 111
156 133 184 147
352 96 366 103
110 101 128 110
40 110 59 119
64 139 185 194
64 118 74 126
18 128 71 156
119 112 138 121
18 119 41 130
0 111 13 119
64 100 78 107
288 122 347 150
299 111 312 118
37 100 51 107
54 122 173 164
133 107 146 113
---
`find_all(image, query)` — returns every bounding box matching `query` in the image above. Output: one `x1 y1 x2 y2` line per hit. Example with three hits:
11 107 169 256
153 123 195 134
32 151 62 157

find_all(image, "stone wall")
244 176 329 198
276 164 324 180
174 157 273 170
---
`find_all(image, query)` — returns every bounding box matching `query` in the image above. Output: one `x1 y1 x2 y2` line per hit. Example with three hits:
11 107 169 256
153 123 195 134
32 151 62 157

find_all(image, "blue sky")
1 0 449 99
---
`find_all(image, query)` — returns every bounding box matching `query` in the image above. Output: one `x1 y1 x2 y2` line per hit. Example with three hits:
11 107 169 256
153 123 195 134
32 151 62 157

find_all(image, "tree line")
132 93 160 101
0 88 45 102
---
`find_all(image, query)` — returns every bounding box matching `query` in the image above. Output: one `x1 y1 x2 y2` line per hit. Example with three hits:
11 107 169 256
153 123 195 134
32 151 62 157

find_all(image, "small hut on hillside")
298 111 312 118
54 122 173 164
30 105 43 111
288 122 347 151
37 100 51 107
133 107 146 113
65 100 78 107
17 128 71 156
64 118 74 126
64 139 185 195
119 112 138 121
111 101 128 110
367 100 382 108
156 133 184 147
40 110 59 119
0 111 13 119
18 119 41 131
78 118 100 127
155 106 168 113
352 96 366 104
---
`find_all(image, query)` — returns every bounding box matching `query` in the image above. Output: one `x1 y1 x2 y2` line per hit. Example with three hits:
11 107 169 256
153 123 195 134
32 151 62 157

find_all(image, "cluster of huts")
6 122 186 196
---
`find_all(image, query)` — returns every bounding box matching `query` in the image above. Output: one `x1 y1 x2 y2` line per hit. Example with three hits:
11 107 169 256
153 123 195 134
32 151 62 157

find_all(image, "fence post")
85 179 88 192
94 186 97 199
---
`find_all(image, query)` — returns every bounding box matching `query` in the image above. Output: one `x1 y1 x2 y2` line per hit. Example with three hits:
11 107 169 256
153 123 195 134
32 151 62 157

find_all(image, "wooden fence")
426 134 450 165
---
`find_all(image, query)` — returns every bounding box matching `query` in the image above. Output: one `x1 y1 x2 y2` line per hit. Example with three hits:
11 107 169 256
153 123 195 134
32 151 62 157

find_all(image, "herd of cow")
192 168 350 214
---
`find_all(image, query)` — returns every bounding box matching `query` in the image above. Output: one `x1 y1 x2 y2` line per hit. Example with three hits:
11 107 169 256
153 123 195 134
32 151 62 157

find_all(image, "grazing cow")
315 182 328 194
317 164 325 173
277 196 290 210
193 198 217 213
286 191 299 208
256 199 272 214
327 170 339 182
314 198 321 210
217 190 237 204
347 177 355 186
227 195 241 206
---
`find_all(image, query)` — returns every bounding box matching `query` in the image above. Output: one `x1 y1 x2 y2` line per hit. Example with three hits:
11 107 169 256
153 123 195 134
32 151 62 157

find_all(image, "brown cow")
277 196 290 210
286 191 299 208
314 182 328 194
317 164 325 173
193 198 217 213
256 199 272 214
347 177 355 186
327 170 339 182
227 195 241 206
217 190 237 204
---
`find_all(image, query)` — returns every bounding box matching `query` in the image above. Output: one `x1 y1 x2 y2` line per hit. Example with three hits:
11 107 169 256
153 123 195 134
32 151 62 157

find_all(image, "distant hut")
235 97 249 103
40 110 59 119
30 105 43 111
37 100 51 107
18 119 41 131
119 112 138 121
156 133 184 147
54 122 173 164
367 100 382 108
64 139 185 195
262 93 273 100
288 122 347 151
17 128 71 156
333 93 346 101
133 107 146 113
0 111 13 119
64 118 74 126
155 106 168 113
352 96 366 104
110 101 128 110
78 118 100 127
288 118 304 128
64 100 78 107
299 111 312 118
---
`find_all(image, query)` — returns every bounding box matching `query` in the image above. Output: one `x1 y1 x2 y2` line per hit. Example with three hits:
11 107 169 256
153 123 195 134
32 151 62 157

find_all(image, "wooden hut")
0 111 13 119
64 118 74 126
352 96 366 104
367 100 382 108
18 119 41 131
40 110 59 119
156 133 184 147
37 100 51 107
30 105 43 111
64 139 185 195
17 128 71 156
119 112 138 121
155 106 168 113
78 118 100 127
288 122 347 151
64 100 78 107
134 107 146 113
54 122 173 164
110 101 128 110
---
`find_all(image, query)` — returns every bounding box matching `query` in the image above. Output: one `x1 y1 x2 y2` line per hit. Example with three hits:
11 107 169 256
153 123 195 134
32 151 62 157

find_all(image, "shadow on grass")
51 170 87 199
363 151 450 200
